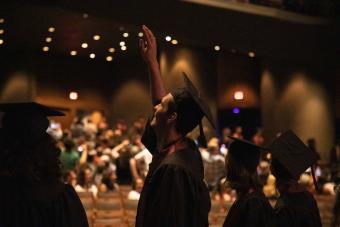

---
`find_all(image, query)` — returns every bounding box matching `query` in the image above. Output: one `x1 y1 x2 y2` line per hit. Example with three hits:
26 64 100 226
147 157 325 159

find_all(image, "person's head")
151 74 215 143
150 92 203 137
225 153 260 193
64 139 75 152
207 137 220 154
235 126 243 134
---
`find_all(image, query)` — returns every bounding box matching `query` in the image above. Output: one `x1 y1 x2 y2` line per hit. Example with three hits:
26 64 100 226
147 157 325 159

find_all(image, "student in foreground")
135 25 214 227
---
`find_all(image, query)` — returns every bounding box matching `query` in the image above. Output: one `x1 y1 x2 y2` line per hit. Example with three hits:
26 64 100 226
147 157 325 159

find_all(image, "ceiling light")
69 92 78 100
48 27 55 33
42 46 49 52
93 35 100 41
45 37 52 43
83 13 89 19
234 91 244 100
138 32 144 37
89 53 95 59
0 18 4 24
121 46 127 51
165 36 171 42
0 29 4 34
248 51 255 58
70 50 77 56
106 56 113 62
0 39 4 45
108 48 115 53
214 45 221 51
171 39 178 45
123 32 129 38
119 41 125 46
81 43 88 48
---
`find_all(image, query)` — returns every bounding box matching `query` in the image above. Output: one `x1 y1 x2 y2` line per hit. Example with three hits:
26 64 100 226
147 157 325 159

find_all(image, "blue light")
232 107 240 114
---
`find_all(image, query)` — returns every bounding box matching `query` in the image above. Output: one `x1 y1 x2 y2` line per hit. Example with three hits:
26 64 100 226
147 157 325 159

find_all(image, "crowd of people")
48 114 340 203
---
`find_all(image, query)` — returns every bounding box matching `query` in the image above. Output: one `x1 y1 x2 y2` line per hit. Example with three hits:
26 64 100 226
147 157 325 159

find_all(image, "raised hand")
139 25 157 64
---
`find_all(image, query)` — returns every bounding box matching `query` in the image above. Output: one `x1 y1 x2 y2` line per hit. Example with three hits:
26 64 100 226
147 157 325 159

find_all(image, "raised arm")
139 25 166 104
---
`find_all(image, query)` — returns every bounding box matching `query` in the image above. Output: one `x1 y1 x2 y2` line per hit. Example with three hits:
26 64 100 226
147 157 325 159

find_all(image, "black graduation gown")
0 178 89 227
223 190 276 227
275 191 322 227
135 120 211 227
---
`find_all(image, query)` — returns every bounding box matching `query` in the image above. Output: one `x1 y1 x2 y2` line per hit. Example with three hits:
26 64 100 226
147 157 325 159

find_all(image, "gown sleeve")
145 164 196 227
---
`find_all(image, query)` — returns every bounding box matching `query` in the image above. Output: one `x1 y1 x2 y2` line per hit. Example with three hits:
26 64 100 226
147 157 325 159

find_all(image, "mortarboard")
269 130 318 187
0 102 65 146
227 136 266 172
170 73 215 147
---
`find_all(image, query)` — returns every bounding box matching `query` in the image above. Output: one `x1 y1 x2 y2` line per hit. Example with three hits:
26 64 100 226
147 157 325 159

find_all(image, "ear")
167 112 177 124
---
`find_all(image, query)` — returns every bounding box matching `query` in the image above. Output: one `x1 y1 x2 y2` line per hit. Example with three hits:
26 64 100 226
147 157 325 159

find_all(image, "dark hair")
225 153 261 194
167 91 202 136
64 139 75 151
0 133 61 184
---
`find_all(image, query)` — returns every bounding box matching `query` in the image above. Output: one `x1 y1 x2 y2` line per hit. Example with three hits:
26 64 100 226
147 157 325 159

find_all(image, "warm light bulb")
69 92 78 100
0 29 4 34
81 43 88 48
171 39 178 45
138 32 144 37
234 91 244 100
45 37 52 43
42 46 49 52
214 45 221 51
89 53 95 59
48 27 55 32
0 39 4 45
123 32 129 38
106 56 113 62
119 41 125 46
108 48 115 53
165 36 171 42
248 51 255 58
121 46 127 51
70 50 77 56
93 35 101 41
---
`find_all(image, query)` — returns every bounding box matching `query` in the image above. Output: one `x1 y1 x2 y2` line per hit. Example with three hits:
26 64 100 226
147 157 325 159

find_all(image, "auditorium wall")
261 59 335 161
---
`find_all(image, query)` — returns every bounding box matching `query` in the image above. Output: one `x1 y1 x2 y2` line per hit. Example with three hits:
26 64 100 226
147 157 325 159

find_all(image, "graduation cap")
0 102 65 146
269 130 318 188
170 73 215 147
228 136 267 172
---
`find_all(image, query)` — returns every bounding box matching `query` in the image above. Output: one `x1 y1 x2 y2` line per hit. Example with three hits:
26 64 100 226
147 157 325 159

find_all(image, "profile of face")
150 93 176 131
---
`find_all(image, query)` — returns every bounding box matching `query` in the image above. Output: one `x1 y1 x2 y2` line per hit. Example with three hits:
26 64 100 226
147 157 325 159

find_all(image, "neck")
278 179 304 194
156 127 182 151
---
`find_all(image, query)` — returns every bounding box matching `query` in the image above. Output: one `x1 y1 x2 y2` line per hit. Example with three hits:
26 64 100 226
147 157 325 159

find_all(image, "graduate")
0 102 88 227
223 137 276 227
135 25 213 227
269 130 322 227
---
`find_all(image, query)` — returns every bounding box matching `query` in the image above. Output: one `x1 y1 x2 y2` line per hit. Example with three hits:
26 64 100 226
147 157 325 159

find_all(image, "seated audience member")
269 130 322 227
64 170 78 187
201 137 225 191
130 147 152 181
99 170 120 192
128 178 144 200
60 139 80 173
75 167 98 198
232 126 243 139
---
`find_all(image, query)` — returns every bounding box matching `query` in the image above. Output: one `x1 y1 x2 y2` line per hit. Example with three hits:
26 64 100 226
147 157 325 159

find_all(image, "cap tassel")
198 120 207 148
311 164 318 193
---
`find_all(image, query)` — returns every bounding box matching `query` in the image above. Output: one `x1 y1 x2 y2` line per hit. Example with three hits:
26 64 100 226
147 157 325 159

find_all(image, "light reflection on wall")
261 71 334 161
0 72 35 102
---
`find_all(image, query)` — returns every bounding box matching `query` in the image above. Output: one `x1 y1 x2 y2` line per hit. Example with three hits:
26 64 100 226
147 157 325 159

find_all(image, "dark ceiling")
0 0 339 64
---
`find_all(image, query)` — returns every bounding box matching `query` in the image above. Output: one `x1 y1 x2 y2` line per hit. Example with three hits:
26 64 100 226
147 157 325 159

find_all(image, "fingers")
142 25 155 45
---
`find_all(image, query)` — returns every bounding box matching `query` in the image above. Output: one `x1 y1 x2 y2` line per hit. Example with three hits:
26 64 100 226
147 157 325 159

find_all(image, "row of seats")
77 187 336 227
